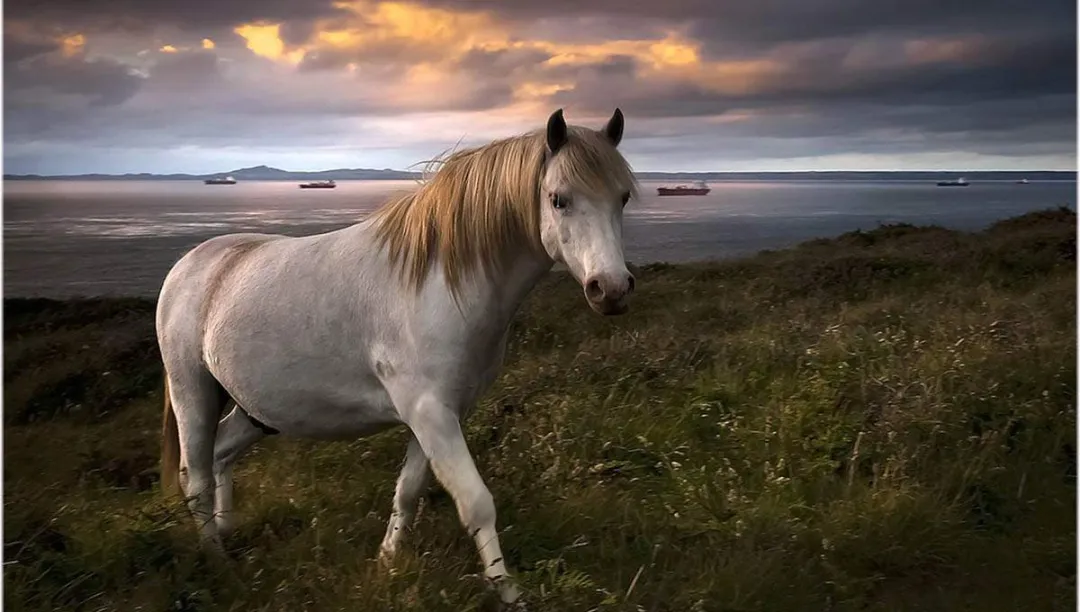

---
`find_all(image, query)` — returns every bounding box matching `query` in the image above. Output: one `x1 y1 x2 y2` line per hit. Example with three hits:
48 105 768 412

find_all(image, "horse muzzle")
583 271 635 316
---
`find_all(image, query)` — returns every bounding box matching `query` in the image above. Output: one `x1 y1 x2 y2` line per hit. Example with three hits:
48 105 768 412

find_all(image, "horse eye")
621 191 631 206
552 193 570 210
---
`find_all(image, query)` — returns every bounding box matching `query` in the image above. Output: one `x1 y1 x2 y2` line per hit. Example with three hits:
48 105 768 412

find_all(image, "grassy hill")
4 208 1076 611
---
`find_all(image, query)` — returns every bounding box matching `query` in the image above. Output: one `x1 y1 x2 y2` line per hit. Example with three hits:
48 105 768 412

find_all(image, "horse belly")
228 378 402 440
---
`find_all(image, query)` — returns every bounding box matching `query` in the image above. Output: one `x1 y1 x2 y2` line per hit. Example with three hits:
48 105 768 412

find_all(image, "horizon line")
5 167 1078 177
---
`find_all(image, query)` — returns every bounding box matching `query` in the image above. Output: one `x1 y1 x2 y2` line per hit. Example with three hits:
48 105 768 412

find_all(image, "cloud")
5 31 143 111
2 0 1075 174
543 30 1074 127
2 0 344 31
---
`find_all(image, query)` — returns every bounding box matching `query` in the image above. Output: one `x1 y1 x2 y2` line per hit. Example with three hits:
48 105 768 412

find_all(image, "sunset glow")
3 0 1073 174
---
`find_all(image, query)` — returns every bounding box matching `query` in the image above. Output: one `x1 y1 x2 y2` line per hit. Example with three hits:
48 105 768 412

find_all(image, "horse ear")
546 108 568 154
602 107 624 147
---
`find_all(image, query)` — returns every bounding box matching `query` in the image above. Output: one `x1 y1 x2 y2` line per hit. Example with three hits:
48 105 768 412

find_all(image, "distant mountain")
3 166 1075 182
3 165 423 181
224 165 423 181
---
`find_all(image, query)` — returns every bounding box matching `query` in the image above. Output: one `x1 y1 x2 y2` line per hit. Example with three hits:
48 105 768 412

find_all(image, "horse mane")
370 124 637 295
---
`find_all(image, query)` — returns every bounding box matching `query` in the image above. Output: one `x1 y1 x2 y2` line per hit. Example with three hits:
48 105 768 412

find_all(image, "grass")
3 208 1076 611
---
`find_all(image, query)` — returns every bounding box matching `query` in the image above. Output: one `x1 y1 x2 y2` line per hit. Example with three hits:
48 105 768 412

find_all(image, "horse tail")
161 375 181 496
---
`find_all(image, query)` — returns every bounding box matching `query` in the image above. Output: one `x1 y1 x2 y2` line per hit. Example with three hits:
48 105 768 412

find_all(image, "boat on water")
936 177 969 187
204 175 237 185
1016 178 1030 184
299 180 336 189
657 180 710 196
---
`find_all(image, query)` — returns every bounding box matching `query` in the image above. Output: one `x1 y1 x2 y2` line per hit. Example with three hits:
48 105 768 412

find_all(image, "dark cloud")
416 0 1074 43
296 48 360 72
552 30 1074 123
455 47 553 78
4 37 61 63
759 34 1075 106
5 52 143 109
620 106 1075 169
10 0 1074 47
278 20 319 47
1 0 1074 173
3 0 343 30
5 39 522 149
4 50 144 150
704 96 1075 144
513 14 670 45
148 50 223 87
299 42 554 79
686 0 1075 53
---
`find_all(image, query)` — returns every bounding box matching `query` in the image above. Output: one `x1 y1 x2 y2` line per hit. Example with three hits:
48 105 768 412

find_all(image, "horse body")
157 108 637 606
159 219 549 439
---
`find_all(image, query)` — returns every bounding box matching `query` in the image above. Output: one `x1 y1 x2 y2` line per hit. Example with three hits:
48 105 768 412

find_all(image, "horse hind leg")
379 432 431 562
212 404 267 537
166 367 230 550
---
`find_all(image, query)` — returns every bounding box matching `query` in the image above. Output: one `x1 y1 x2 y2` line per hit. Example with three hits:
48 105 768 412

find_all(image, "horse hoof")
499 595 527 612
214 519 236 539
478 587 526 612
492 577 523 608
199 533 225 555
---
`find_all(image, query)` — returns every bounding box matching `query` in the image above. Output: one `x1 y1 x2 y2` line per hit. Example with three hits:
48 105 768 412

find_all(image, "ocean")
3 179 1075 298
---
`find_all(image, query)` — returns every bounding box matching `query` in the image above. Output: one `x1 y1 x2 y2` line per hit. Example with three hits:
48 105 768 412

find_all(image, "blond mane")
371 124 637 295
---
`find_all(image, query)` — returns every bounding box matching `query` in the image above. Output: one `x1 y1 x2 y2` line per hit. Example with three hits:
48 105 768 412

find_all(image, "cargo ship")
657 180 710 196
936 177 969 187
204 175 237 185
299 179 336 189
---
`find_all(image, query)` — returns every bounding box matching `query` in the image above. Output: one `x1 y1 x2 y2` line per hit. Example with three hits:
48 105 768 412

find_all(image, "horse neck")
460 243 554 332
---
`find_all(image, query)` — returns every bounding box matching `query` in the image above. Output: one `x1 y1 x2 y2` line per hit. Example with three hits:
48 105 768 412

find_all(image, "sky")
3 0 1077 175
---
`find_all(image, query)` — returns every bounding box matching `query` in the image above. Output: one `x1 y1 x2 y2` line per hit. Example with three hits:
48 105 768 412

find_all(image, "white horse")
157 108 638 605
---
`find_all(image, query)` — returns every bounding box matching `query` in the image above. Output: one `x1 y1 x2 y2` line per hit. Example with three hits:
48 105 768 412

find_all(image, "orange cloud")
234 23 305 64
160 44 179 53
356 1 496 43
383 61 503 112
314 1 503 59
238 1 707 75
509 80 579 117
60 33 85 57
231 1 794 108
514 81 575 100
202 38 216 50
647 40 699 68
530 36 700 71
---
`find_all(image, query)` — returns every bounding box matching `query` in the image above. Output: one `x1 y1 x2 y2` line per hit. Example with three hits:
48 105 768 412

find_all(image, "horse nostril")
585 278 605 302
626 275 636 294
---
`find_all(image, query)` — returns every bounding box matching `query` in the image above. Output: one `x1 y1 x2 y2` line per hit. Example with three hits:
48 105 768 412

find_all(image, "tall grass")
4 208 1075 611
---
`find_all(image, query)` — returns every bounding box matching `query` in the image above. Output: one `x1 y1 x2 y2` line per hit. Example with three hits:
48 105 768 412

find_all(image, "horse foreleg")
213 405 266 537
406 395 520 605
379 432 431 562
